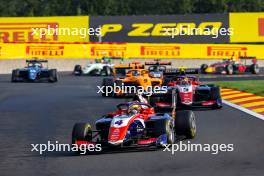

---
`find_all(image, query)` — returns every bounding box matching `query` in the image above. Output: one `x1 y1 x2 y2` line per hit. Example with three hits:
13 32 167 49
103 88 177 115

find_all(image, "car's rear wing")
239 56 256 60
26 59 48 63
113 63 144 78
164 68 199 76
145 61 172 66
114 62 144 69
111 57 124 60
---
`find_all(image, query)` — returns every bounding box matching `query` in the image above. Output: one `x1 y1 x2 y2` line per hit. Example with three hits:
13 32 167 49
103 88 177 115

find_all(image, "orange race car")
101 65 165 97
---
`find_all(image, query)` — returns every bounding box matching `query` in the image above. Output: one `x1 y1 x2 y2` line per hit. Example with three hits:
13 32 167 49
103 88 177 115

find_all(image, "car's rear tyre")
251 64 259 74
210 86 221 99
175 110 196 139
163 77 171 86
210 86 222 109
147 118 175 144
72 123 92 145
101 66 112 76
73 65 82 76
48 69 58 82
200 64 208 74
102 78 114 97
226 64 233 75
11 69 19 82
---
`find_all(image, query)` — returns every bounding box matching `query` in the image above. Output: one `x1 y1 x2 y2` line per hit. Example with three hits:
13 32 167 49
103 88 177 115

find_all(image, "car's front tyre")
72 123 93 144
11 69 19 82
200 64 208 74
251 64 259 74
48 69 58 82
73 65 82 76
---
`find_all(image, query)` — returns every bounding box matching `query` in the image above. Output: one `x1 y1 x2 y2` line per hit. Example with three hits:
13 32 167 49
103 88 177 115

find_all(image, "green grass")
215 80 264 97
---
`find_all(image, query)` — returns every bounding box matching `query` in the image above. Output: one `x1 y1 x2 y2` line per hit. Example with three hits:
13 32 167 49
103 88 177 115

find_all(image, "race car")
72 101 196 152
145 59 199 79
11 59 58 83
200 56 259 75
149 72 222 110
101 68 164 97
145 59 171 73
73 57 121 76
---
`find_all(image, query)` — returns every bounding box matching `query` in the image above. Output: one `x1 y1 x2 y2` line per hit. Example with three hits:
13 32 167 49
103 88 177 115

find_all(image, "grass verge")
215 80 264 97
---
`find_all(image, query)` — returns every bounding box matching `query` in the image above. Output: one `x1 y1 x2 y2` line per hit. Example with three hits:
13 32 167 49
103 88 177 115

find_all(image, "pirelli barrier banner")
0 14 264 60
0 16 89 43
0 43 264 59
230 13 264 43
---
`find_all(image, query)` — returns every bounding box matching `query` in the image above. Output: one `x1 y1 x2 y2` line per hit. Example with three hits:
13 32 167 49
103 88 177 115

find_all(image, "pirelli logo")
207 46 247 57
140 46 180 56
26 46 64 57
0 22 58 42
258 18 264 36
91 46 126 57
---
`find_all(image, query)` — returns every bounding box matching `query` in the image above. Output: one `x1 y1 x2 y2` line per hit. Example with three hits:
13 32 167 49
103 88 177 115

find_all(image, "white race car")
73 57 118 76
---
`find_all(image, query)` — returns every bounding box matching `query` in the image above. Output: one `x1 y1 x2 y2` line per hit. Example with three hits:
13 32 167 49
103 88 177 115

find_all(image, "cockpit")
27 62 42 68
117 103 151 116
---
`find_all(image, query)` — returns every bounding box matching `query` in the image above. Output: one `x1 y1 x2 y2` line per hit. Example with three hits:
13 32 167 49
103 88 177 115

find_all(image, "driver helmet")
128 104 141 115
181 77 189 85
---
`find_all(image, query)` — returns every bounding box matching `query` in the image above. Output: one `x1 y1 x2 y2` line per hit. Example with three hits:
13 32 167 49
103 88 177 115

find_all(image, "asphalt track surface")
0 73 264 176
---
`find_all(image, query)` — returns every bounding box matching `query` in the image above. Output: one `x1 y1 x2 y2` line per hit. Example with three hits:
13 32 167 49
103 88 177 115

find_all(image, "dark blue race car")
11 59 58 83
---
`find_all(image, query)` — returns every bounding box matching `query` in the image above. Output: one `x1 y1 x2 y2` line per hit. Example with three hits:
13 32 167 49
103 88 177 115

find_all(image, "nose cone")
179 92 193 105
108 127 127 145
29 69 37 80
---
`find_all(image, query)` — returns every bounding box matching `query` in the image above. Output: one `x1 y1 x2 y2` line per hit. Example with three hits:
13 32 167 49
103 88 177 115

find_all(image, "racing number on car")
115 120 123 125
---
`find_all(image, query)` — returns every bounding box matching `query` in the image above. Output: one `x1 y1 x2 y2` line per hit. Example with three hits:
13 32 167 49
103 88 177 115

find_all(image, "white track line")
223 100 264 121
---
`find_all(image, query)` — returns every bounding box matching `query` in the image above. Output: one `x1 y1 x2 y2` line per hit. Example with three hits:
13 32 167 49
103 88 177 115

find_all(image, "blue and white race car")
72 101 196 152
11 59 58 83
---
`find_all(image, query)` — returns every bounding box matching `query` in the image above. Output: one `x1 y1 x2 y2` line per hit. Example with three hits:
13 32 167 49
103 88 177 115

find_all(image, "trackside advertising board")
0 14 264 60
89 14 230 43
0 43 264 59
1 14 264 44
230 13 264 43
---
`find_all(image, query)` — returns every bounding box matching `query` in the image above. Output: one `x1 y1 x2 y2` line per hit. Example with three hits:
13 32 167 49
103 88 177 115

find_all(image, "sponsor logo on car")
140 46 180 56
90 45 126 57
207 46 247 57
0 22 59 42
26 45 64 56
